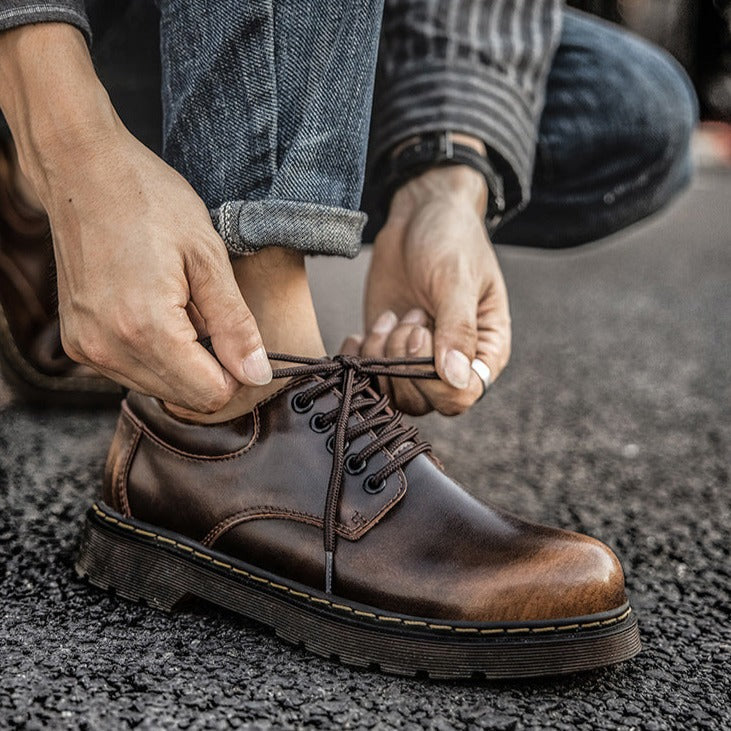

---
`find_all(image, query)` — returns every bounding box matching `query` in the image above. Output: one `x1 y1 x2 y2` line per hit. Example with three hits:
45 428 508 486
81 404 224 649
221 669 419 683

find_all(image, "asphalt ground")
1 171 729 729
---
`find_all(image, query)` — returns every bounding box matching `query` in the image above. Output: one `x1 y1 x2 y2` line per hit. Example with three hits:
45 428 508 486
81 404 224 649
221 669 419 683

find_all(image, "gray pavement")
1 172 729 729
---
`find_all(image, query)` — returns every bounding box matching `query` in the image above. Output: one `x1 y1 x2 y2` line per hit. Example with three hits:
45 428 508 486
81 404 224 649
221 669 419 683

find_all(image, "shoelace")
269 353 439 594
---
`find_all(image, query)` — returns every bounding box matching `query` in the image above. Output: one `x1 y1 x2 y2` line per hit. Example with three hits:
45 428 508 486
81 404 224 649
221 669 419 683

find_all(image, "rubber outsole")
75 503 642 680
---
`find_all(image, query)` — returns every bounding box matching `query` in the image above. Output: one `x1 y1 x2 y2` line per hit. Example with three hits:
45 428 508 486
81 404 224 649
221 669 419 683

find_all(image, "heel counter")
102 404 142 516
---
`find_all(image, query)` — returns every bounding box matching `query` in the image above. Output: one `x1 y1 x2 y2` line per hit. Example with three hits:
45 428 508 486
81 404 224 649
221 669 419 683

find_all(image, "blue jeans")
11 4 699 254
493 11 698 248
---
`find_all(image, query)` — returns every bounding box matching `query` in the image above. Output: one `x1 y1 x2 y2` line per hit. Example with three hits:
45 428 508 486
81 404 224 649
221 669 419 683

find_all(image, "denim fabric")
0 5 696 253
157 0 383 258
492 11 698 247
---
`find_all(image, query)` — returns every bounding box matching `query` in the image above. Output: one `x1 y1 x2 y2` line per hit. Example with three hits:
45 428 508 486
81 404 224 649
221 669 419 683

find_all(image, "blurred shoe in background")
0 136 122 407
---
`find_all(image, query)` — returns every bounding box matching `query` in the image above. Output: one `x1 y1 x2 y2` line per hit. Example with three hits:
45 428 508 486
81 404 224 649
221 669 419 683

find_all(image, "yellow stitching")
91 504 633 636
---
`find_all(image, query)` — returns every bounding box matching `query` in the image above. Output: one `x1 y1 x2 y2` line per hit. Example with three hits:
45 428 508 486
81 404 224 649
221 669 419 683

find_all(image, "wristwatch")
384 131 506 225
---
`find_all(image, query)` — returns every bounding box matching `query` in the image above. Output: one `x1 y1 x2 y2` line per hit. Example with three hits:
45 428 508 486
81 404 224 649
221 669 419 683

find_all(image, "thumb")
433 287 479 390
187 248 271 387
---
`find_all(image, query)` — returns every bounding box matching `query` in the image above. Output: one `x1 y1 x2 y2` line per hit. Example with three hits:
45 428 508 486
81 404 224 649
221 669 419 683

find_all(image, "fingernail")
408 326 426 355
402 308 425 325
349 334 364 346
372 310 398 334
242 346 272 385
444 350 471 390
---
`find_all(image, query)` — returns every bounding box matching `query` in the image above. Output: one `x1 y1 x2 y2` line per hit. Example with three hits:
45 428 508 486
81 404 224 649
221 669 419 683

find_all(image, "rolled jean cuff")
210 199 366 259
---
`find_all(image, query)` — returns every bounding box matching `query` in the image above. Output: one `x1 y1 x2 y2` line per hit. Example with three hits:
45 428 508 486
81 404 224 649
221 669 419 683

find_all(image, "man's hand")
0 24 270 412
346 163 511 416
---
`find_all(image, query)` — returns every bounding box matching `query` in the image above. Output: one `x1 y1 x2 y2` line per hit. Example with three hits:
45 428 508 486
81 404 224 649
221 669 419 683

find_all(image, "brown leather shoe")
76 354 640 679
0 136 122 406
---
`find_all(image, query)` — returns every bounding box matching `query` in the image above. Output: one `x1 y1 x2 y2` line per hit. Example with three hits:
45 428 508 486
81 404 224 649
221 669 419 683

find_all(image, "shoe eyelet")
326 435 350 454
345 454 367 475
309 413 331 433
363 475 387 494
291 392 314 414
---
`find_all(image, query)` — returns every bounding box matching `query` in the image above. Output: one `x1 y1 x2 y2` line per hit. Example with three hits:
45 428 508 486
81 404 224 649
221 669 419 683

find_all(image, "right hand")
44 125 271 412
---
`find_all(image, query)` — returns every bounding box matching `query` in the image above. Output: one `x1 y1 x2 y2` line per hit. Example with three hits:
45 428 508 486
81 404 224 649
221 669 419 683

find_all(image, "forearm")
0 23 117 202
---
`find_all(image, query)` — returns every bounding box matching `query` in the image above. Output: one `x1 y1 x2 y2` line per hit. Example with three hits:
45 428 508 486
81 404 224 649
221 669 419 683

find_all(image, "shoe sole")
76 502 641 680
0 299 122 408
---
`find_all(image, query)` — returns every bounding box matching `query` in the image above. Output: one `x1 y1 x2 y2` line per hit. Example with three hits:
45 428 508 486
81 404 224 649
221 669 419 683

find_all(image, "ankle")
233 248 326 357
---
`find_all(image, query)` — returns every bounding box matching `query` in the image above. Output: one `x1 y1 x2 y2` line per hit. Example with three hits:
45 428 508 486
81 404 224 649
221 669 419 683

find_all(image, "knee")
641 49 697 169
608 32 698 174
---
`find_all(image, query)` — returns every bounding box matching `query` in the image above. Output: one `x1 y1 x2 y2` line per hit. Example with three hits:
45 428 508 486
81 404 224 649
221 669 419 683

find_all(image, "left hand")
344 164 511 416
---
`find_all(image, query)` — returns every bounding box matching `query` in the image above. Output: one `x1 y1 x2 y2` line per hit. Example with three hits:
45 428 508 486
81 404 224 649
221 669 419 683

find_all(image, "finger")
400 308 429 327
407 326 485 416
361 310 398 358
474 270 512 385
186 243 271 387
87 334 240 413
385 323 432 415
361 310 398 397
159 336 241 412
433 284 480 391
339 334 364 356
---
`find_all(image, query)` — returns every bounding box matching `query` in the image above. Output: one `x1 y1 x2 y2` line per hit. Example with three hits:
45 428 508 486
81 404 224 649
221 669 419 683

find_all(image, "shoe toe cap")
471 529 628 623
520 531 628 621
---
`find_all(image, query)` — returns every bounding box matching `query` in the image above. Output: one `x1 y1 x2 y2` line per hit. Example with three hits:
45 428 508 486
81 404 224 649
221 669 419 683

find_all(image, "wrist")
392 164 489 219
0 24 120 200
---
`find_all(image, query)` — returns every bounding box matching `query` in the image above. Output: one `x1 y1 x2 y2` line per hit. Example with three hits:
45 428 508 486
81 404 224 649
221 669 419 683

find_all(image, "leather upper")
104 377 628 623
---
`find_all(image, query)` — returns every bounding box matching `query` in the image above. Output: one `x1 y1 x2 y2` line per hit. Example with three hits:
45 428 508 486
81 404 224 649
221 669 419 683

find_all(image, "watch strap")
384 132 506 225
